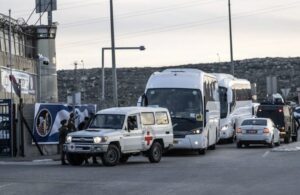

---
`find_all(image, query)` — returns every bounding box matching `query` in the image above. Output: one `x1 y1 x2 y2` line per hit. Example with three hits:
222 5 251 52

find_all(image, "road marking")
0 183 13 189
262 151 269 158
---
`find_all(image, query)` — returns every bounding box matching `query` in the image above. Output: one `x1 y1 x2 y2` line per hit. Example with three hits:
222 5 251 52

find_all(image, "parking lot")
0 139 300 195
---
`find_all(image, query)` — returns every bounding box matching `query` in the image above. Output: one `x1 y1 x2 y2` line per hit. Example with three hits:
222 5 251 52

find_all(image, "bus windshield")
146 88 203 119
219 87 228 119
146 88 203 133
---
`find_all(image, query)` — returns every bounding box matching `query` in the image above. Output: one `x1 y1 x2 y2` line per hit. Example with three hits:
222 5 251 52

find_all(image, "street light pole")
101 46 145 104
228 0 234 75
73 62 78 113
109 0 118 107
8 9 14 157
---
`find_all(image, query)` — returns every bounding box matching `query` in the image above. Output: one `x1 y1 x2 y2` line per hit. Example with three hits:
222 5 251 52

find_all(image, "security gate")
0 99 13 156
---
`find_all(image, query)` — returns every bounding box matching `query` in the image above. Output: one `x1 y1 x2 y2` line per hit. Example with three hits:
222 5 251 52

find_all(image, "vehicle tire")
268 137 274 148
284 133 290 144
67 153 84 166
236 142 242 148
209 144 216 150
275 140 280 147
198 148 206 155
119 155 130 163
101 144 121 166
292 131 298 142
148 142 163 163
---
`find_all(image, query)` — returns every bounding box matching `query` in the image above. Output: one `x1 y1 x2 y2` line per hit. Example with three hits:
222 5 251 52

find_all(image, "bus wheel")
198 148 206 155
209 144 216 150
284 133 291 144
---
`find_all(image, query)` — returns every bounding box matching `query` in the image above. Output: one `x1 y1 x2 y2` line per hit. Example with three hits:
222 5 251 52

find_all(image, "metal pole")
48 11 52 26
110 0 118 107
100 46 145 106
73 62 78 113
8 9 14 157
38 58 41 102
228 0 234 75
8 10 13 101
81 60 85 103
101 48 105 101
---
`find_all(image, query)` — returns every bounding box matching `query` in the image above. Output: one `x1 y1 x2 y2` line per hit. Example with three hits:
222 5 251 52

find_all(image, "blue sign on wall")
33 103 96 144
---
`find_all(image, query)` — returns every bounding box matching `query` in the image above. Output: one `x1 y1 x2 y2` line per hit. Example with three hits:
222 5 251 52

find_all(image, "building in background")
0 12 58 104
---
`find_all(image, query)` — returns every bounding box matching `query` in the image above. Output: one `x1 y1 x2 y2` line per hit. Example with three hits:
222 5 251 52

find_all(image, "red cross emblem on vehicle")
144 131 153 145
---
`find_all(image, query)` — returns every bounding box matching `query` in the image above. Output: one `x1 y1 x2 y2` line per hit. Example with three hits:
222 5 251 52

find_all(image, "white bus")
213 74 253 142
139 69 220 154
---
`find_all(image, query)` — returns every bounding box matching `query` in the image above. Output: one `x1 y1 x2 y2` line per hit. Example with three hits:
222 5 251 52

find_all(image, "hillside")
57 57 300 108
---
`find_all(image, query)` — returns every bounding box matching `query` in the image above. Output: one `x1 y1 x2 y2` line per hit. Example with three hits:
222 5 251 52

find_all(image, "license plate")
247 130 257 134
173 140 179 144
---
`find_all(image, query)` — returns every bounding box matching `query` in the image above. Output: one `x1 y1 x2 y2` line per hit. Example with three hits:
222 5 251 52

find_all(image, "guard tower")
35 0 58 102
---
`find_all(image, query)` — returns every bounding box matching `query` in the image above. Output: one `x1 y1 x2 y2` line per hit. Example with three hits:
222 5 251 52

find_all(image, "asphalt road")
0 142 300 195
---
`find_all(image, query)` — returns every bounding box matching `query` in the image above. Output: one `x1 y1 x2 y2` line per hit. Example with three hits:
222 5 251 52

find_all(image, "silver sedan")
236 118 280 148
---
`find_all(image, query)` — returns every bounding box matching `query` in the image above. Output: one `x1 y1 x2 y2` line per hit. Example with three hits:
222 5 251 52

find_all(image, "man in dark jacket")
59 119 69 165
78 117 90 130
67 113 76 132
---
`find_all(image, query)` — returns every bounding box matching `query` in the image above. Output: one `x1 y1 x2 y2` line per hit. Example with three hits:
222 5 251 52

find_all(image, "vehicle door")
123 114 143 152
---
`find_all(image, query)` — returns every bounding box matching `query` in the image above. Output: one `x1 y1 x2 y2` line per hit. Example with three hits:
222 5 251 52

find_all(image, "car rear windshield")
241 119 267 126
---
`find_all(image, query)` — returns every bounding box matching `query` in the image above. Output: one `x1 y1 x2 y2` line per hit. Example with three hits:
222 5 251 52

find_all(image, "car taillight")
263 128 270 133
236 128 242 134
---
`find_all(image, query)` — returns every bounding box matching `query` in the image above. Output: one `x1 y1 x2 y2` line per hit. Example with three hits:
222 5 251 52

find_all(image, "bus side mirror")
206 109 209 113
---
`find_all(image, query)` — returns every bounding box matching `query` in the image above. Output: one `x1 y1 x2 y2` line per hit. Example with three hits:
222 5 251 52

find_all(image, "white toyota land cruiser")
64 107 173 166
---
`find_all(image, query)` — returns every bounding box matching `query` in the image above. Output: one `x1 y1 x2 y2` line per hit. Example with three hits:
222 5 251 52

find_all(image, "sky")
1 0 300 70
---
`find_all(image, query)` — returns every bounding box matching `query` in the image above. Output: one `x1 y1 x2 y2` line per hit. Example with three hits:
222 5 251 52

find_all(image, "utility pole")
8 9 14 157
228 0 234 75
110 0 118 107
73 62 78 113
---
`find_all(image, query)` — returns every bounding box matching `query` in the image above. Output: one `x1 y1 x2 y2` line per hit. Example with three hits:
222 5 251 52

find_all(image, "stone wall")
57 57 300 109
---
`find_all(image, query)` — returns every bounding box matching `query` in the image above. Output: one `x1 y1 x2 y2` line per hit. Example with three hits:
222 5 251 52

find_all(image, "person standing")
59 119 69 165
78 117 90 130
78 116 98 164
67 113 76 132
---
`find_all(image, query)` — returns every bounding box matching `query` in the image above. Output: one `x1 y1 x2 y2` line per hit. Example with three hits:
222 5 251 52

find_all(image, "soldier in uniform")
78 117 90 130
59 119 69 165
67 113 76 132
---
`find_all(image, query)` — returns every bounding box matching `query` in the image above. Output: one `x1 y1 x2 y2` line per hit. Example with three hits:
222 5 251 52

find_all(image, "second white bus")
214 74 253 142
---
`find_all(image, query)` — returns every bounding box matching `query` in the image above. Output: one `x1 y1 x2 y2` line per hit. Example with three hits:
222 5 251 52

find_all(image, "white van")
64 107 173 166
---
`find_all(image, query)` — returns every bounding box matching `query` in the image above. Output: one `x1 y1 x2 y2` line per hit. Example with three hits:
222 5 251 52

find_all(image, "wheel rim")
153 146 161 160
107 148 118 162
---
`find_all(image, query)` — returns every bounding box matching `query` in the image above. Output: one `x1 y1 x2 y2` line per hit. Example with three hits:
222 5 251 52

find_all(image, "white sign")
1 69 36 95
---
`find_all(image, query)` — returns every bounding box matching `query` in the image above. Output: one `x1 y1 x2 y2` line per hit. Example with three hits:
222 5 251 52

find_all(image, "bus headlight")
66 136 72 143
93 137 102 144
192 129 203 134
